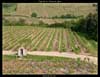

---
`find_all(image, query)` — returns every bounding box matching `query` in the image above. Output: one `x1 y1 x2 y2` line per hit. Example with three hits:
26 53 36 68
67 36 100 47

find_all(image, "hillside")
2 3 98 74
3 3 97 17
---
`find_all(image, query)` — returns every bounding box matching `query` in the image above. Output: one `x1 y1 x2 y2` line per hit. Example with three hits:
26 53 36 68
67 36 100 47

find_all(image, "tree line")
71 13 98 41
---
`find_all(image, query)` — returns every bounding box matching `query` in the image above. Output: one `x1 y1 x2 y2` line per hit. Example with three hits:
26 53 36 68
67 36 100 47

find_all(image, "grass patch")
3 55 72 62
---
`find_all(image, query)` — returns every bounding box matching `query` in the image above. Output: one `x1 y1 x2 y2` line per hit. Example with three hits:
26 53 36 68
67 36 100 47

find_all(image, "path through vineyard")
3 50 98 65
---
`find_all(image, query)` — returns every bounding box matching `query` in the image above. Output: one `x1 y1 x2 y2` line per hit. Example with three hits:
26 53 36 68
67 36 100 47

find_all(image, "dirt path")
3 50 98 65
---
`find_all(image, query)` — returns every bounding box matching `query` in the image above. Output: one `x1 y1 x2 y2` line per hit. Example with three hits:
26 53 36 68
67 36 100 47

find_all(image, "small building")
17 47 27 57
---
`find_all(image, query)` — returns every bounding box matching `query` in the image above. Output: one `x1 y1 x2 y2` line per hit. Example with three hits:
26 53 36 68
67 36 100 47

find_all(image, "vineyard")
2 3 98 74
2 26 97 56
3 55 97 74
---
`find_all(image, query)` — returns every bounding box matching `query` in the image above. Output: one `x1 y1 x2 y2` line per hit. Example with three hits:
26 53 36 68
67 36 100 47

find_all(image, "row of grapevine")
2 26 97 56
38 28 53 51
32 29 49 51
46 29 56 51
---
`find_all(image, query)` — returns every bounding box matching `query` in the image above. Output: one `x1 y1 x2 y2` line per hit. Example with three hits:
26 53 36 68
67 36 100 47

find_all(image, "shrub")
14 7 17 11
61 48 66 52
31 12 37 17
48 23 66 28
76 58 81 66
60 14 77 18
47 48 51 51
14 18 26 26
92 3 97 7
74 47 80 54
52 15 58 19
33 47 37 51
3 19 12 26
39 21 44 25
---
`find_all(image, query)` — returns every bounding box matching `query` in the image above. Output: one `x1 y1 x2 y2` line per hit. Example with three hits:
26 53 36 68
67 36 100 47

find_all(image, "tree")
85 13 98 41
31 12 37 17
71 13 98 41
92 3 97 7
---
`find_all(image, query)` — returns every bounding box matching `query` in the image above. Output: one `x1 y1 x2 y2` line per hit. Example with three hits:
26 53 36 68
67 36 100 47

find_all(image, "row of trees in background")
52 14 83 19
31 12 82 19
3 18 26 26
71 13 98 41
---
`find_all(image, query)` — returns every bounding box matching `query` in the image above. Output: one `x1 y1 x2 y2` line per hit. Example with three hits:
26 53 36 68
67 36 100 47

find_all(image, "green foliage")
3 18 11 26
61 47 66 52
74 47 80 54
3 18 27 26
92 3 97 7
2 3 16 8
39 21 44 25
14 7 17 11
71 13 98 41
15 18 26 26
3 55 72 62
61 14 76 18
48 23 66 28
71 46 80 54
47 47 51 51
86 13 98 41
31 12 37 17
52 14 80 19
76 58 81 66
33 47 37 51
52 15 58 19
